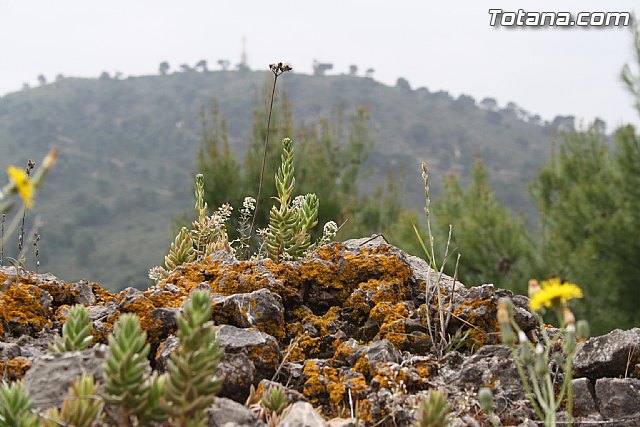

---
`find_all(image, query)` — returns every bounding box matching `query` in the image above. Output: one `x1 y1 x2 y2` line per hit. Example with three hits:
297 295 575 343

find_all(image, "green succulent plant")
137 373 168 426
415 389 451 427
264 138 319 261
161 290 223 427
49 304 93 353
261 385 288 416
165 227 196 272
0 381 39 427
42 374 102 427
103 313 158 425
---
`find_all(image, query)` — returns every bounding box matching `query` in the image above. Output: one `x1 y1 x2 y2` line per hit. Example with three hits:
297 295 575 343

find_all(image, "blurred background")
1 0 638 334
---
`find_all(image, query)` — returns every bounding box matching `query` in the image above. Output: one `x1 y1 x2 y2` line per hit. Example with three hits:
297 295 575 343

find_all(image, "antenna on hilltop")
238 36 249 71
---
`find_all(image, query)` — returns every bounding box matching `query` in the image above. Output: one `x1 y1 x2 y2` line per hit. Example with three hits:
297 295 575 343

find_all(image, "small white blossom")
148 266 167 283
292 195 305 209
242 197 256 212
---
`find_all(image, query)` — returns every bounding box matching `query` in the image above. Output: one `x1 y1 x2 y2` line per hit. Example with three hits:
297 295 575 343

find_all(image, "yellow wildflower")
7 166 34 208
529 278 583 311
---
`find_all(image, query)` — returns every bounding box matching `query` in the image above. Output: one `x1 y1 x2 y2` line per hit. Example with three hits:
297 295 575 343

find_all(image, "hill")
0 69 556 290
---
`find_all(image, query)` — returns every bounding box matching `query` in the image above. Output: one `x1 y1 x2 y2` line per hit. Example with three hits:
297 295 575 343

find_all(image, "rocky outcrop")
2 239 640 426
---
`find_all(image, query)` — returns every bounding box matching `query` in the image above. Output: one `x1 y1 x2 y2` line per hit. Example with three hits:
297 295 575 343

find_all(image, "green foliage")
434 157 536 293
137 373 167 426
531 125 640 334
161 290 223 426
49 304 93 353
264 138 319 261
103 313 158 425
414 389 451 427
198 87 403 251
42 374 102 427
191 174 231 258
150 174 233 282
0 381 39 427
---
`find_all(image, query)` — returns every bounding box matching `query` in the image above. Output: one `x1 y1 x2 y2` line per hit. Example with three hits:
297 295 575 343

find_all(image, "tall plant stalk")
246 62 292 258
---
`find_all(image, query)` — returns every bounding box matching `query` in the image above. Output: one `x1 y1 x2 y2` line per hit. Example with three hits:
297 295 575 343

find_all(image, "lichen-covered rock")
595 378 640 423
212 288 285 340
10 240 640 426
574 328 640 380
217 324 282 381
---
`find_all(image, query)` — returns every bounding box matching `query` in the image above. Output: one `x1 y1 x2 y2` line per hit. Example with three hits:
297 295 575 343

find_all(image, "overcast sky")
1 0 638 128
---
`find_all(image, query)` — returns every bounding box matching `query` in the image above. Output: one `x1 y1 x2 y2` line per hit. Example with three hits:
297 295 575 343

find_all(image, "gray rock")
150 307 179 337
25 345 109 409
327 418 359 427
217 325 282 381
404 252 461 297
0 342 21 359
358 339 401 367
451 415 481 427
116 287 147 311
454 345 535 421
574 328 640 380
87 302 117 321
572 377 599 417
69 280 96 305
208 396 264 427
155 334 180 373
595 378 640 422
217 352 256 402
279 401 326 427
212 288 284 332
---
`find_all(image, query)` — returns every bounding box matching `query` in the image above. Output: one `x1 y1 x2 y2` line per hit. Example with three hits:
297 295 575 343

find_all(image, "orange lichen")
303 360 325 404
0 284 52 334
451 297 499 351
0 358 30 381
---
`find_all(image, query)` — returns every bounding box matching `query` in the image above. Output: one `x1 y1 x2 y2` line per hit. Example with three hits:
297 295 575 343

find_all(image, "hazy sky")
1 0 638 128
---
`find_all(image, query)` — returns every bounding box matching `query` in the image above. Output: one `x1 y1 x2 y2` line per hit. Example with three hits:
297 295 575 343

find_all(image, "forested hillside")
0 69 556 290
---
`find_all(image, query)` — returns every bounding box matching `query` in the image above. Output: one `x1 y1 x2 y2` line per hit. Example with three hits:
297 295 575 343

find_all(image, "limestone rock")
207 396 264 427
217 352 256 402
279 401 326 427
212 288 284 339
24 345 109 409
595 378 640 423
574 328 640 380
217 324 282 381
572 377 599 418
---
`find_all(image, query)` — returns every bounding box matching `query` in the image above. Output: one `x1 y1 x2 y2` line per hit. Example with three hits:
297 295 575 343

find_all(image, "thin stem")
246 63 291 258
